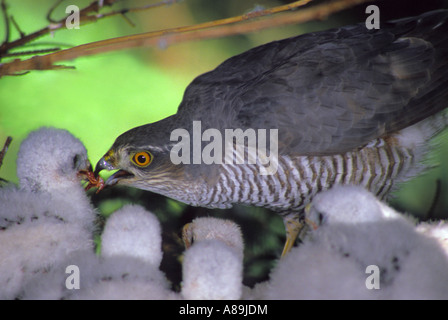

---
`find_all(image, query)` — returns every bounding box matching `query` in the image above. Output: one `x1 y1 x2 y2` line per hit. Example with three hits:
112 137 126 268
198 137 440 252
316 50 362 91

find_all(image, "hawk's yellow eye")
132 151 152 167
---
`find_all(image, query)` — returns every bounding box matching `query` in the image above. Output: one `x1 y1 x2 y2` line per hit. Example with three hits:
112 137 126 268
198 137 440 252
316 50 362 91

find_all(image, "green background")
1 0 448 287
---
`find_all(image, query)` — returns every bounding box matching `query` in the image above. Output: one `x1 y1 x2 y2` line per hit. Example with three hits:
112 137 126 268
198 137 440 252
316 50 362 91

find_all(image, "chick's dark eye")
132 151 152 167
72 154 81 169
317 211 324 224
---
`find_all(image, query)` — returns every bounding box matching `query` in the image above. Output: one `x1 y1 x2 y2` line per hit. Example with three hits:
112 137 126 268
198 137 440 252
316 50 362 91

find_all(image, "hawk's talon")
281 217 304 258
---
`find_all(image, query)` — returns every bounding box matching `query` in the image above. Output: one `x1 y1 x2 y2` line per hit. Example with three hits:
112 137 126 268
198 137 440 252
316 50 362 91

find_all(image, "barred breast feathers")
197 110 448 212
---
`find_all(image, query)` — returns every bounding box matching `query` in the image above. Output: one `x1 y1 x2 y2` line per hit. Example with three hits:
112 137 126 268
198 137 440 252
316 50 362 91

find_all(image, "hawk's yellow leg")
281 216 304 258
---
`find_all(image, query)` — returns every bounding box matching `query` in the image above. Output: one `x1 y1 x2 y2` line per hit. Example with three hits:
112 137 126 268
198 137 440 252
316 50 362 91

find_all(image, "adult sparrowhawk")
95 10 448 256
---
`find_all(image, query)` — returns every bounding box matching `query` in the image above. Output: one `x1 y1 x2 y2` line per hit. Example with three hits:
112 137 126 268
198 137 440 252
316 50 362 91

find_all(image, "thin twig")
47 0 117 23
1 0 307 58
7 71 29 76
118 11 136 27
1 0 10 45
10 15 25 38
46 0 64 23
67 0 185 26
3 47 61 57
0 0 183 62
1 0 108 55
0 136 12 169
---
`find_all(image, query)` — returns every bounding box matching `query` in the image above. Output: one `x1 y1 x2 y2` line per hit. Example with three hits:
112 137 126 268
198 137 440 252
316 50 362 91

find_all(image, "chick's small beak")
76 161 93 179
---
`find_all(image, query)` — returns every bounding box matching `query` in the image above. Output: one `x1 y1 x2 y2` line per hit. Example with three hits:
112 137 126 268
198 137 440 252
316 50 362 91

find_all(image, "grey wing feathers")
177 10 448 155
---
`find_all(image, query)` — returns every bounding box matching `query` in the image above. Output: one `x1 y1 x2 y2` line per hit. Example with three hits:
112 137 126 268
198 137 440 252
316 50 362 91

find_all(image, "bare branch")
0 0 375 76
0 0 180 61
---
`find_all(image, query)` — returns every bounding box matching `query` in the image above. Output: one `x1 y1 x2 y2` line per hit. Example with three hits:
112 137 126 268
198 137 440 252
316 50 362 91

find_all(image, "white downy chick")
0 127 97 299
416 220 448 258
23 205 175 300
181 217 244 300
306 185 401 227
182 217 244 259
304 185 448 299
13 127 96 229
71 204 172 299
262 186 448 299
101 204 163 267
21 250 176 300
265 242 377 300
68 255 175 300
258 186 387 299
182 240 243 300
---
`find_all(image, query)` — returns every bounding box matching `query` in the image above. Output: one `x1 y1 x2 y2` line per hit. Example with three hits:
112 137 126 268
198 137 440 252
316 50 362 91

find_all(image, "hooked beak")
94 155 134 186
94 156 117 176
